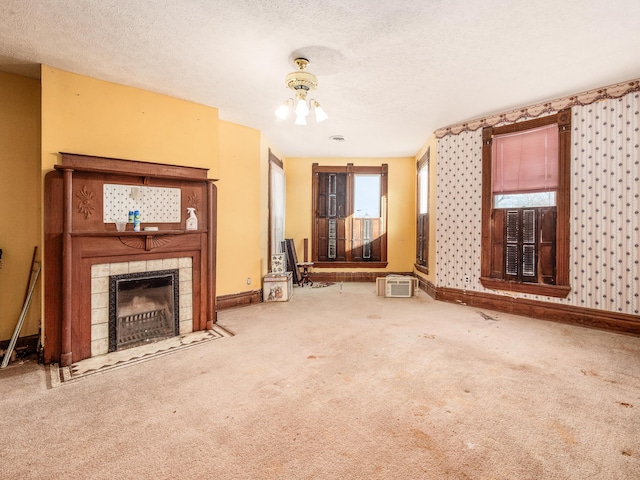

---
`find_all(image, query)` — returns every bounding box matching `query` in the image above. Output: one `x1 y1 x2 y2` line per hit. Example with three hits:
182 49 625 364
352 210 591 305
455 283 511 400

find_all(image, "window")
480 110 571 297
312 163 388 267
268 150 285 267
416 148 429 273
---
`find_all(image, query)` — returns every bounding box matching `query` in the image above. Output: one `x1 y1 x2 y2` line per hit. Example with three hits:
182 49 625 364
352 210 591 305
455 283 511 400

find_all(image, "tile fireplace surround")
44 153 217 366
90 257 193 357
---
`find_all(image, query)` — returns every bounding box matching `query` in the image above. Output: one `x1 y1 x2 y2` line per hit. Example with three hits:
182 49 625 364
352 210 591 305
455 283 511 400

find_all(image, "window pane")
494 191 556 208
418 166 428 214
354 174 381 218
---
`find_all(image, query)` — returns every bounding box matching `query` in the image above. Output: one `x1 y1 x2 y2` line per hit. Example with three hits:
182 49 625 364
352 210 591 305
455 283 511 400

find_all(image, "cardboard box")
263 271 293 302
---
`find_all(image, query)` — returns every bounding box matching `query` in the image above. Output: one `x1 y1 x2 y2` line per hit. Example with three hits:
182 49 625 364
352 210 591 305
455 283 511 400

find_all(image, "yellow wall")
40 66 219 174
285 156 416 272
0 72 41 340
413 135 437 285
217 121 263 295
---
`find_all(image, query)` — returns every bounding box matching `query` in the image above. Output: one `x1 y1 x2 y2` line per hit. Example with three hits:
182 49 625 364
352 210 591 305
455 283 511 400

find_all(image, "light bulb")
314 103 328 122
295 98 309 117
275 103 289 120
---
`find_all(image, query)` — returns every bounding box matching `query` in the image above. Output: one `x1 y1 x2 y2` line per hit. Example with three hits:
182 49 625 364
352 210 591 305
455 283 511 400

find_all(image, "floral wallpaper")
435 91 639 315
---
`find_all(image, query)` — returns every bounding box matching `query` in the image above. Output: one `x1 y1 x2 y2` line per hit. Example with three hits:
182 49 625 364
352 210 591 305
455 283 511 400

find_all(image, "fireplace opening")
109 269 180 352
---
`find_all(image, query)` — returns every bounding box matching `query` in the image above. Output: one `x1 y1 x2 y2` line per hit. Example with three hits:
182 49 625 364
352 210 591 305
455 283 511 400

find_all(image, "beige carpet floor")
1 282 639 479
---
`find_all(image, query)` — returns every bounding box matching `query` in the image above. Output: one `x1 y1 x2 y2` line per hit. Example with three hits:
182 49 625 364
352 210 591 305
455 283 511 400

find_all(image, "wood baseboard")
0 333 40 355
417 282 640 336
417 277 437 298
216 290 262 311
308 271 413 283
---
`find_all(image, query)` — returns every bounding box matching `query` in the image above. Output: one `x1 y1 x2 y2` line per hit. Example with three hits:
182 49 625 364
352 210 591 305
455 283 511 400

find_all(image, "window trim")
312 163 388 268
415 148 429 275
480 110 571 298
267 150 285 272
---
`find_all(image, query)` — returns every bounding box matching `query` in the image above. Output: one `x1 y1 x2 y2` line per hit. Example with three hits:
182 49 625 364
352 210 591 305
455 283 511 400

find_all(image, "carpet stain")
479 311 499 321
422 333 436 339
550 421 576 446
619 402 633 408
411 428 438 450
510 363 533 372
580 369 620 384
367 314 381 319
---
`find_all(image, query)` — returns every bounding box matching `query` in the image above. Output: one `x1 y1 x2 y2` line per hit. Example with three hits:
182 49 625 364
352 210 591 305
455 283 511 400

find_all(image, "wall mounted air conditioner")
380 276 417 298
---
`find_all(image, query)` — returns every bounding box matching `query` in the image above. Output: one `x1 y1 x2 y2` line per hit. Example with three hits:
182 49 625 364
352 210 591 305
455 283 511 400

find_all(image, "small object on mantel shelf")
133 210 141 232
186 207 198 230
114 220 127 232
143 226 158 232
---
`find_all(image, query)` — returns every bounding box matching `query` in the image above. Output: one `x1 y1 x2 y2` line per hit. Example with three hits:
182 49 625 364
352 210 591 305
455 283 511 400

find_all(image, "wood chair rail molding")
45 153 218 366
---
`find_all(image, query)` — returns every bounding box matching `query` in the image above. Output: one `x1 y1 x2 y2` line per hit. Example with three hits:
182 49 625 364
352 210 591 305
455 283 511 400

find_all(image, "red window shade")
492 124 558 194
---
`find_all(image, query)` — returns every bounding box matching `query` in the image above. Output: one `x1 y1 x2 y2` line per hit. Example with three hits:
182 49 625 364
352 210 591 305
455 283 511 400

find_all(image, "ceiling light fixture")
275 57 328 125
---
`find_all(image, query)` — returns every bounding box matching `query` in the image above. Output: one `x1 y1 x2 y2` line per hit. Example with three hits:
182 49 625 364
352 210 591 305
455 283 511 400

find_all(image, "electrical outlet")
464 275 470 284
247 277 251 285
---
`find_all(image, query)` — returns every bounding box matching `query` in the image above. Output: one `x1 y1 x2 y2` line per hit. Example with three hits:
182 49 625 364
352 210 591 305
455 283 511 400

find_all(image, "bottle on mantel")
186 208 198 230
133 210 141 232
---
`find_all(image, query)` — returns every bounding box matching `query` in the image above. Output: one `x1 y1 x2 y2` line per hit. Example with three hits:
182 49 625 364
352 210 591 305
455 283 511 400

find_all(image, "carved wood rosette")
187 191 199 214
76 185 95 219
119 235 173 252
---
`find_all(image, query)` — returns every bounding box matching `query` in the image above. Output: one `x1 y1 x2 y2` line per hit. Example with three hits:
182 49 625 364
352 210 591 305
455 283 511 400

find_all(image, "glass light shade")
295 98 309 117
314 104 328 122
294 113 307 126
275 103 289 120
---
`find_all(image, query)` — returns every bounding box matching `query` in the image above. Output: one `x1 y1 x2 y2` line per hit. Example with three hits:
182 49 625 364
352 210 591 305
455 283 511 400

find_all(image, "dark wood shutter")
352 216 381 261
416 213 428 267
521 209 537 283
490 209 505 279
497 207 553 284
504 210 519 281
538 207 556 285
316 172 347 261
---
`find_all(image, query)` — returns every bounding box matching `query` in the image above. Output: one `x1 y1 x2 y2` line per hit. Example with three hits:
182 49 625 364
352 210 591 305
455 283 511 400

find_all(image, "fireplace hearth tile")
52 326 233 385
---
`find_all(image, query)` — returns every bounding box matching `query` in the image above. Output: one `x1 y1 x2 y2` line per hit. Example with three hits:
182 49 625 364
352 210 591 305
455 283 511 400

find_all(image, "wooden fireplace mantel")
44 153 217 366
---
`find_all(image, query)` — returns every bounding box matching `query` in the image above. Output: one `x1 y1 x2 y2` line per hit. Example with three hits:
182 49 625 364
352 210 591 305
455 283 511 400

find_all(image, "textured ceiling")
1 0 639 158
